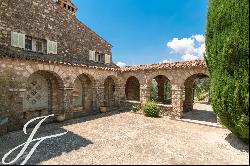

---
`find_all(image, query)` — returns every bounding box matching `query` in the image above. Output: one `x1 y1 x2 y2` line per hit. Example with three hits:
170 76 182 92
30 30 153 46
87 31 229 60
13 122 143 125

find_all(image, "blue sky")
72 0 208 66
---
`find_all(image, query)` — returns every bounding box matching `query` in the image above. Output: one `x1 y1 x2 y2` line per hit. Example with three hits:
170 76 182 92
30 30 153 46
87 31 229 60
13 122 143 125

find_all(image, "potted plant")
56 109 66 123
100 101 109 113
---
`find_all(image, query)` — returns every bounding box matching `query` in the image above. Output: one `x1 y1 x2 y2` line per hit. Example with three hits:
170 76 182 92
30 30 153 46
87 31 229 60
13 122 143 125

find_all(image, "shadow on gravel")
0 126 93 165
0 110 130 165
182 102 217 124
225 133 249 153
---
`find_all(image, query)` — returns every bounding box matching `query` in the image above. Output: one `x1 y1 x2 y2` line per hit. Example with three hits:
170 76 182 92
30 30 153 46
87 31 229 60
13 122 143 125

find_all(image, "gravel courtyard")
0 111 249 165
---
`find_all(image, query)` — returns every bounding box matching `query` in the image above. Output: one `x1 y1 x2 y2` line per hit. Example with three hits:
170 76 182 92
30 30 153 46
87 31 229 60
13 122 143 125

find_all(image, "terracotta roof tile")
119 60 207 72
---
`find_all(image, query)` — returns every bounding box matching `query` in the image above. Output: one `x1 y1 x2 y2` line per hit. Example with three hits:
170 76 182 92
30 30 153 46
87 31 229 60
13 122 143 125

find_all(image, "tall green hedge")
206 0 249 142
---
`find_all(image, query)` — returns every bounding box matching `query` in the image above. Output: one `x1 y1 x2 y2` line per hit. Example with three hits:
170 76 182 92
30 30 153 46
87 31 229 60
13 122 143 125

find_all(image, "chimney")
57 0 77 16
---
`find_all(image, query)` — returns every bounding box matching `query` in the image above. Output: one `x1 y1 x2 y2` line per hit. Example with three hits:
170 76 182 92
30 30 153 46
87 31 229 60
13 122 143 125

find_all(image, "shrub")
206 0 249 142
144 101 160 117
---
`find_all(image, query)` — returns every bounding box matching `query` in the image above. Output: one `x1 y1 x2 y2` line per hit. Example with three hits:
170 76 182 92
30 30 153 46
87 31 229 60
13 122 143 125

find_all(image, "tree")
206 0 249 142
194 78 211 101
150 79 158 101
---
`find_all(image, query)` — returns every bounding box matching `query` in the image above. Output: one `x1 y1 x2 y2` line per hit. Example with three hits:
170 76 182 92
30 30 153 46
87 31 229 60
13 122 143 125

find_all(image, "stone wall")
0 56 208 134
0 0 115 67
0 56 120 132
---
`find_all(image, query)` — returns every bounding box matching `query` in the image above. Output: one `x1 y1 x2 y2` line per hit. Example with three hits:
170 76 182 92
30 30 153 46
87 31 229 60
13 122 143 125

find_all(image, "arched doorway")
125 76 140 101
150 75 172 104
184 73 210 112
182 73 216 123
72 74 93 113
104 76 116 107
23 71 63 120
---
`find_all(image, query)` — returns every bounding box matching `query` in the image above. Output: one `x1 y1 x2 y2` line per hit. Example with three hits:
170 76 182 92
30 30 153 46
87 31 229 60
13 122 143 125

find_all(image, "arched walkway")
182 73 217 124
23 70 64 119
183 73 209 112
72 74 93 113
150 75 172 105
125 76 140 101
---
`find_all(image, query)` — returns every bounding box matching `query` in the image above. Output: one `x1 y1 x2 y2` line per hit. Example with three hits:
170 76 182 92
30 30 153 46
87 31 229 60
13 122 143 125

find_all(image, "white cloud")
166 34 205 61
181 54 199 61
167 38 195 56
160 59 173 64
193 35 205 43
116 62 126 67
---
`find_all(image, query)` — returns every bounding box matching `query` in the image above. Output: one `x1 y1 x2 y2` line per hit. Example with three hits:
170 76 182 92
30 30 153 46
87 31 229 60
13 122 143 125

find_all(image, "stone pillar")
140 85 150 103
115 84 125 105
183 81 195 112
61 87 74 114
92 85 98 112
93 81 105 112
7 88 27 131
171 87 184 118
155 77 166 103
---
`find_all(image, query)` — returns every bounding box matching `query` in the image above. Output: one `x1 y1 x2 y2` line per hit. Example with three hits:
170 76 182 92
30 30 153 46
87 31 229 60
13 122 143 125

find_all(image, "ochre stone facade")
0 0 115 67
0 0 209 134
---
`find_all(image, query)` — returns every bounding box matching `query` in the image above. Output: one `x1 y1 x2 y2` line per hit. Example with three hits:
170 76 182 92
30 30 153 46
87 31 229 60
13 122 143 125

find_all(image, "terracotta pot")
56 113 66 122
100 106 108 113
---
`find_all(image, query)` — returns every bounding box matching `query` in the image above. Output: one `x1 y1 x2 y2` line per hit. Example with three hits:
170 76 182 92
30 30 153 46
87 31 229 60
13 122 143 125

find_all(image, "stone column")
7 88 27 131
140 85 150 103
171 87 184 118
61 87 74 114
183 81 195 112
92 85 98 112
115 84 125 105
155 77 166 103
93 81 105 112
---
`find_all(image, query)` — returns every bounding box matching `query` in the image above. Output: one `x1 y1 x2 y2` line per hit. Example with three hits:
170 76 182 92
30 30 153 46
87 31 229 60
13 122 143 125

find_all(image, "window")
63 3 67 9
95 52 105 63
25 36 32 50
24 36 47 53
12 32 55 54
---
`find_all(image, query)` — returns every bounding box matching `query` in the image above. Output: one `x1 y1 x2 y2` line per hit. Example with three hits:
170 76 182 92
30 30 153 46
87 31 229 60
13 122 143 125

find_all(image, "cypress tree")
206 0 249 142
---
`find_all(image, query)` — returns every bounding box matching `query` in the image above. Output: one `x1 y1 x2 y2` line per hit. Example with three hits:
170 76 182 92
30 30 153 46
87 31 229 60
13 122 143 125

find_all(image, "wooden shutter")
11 32 25 48
11 32 19 47
47 40 53 54
53 41 57 54
89 50 95 61
105 54 111 64
47 40 57 54
18 33 25 49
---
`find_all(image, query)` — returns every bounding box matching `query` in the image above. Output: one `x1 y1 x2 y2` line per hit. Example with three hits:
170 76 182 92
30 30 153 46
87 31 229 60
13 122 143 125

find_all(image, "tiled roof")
0 46 207 72
119 60 207 72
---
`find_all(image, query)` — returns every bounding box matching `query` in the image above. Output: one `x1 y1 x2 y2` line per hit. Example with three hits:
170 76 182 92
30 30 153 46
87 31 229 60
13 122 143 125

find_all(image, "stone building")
0 0 208 134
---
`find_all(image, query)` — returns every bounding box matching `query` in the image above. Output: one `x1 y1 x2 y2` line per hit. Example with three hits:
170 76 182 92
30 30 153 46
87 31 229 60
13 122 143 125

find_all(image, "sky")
72 0 208 66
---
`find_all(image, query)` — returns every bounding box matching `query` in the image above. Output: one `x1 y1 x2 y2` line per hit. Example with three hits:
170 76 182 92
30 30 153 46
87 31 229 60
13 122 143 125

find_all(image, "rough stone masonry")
0 0 208 134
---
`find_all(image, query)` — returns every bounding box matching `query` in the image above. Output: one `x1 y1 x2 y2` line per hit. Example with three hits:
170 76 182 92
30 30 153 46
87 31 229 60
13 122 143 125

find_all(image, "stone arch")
23 70 64 120
72 73 94 113
104 76 116 107
149 75 172 104
183 73 209 112
125 76 140 101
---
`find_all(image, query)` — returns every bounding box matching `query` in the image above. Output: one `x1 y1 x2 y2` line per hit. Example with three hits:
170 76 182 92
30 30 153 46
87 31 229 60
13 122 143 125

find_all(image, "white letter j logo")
2 114 68 165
